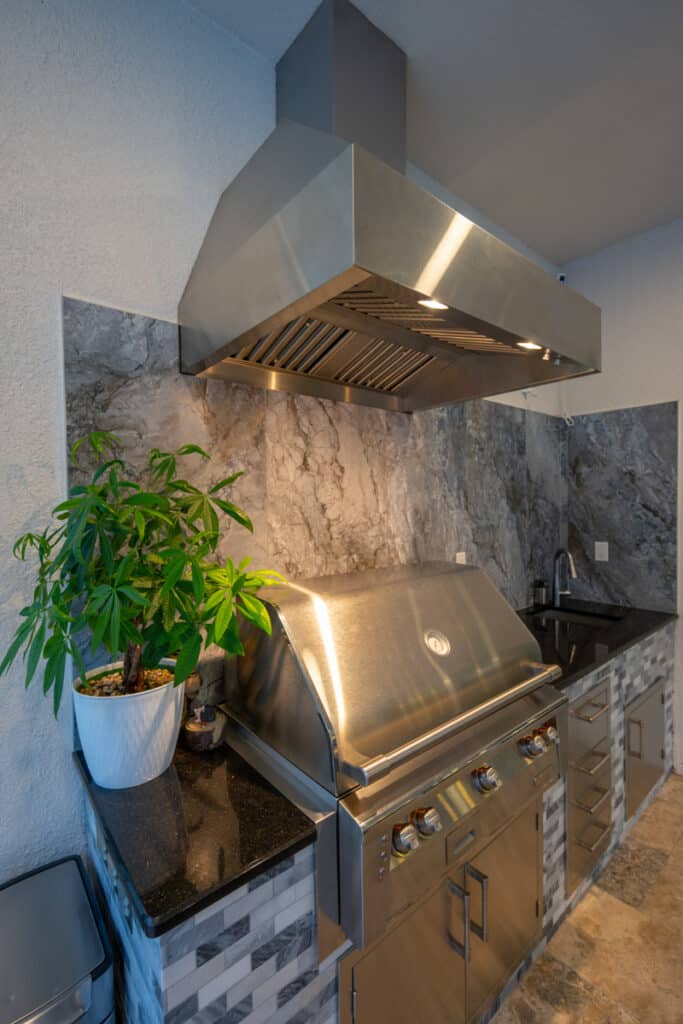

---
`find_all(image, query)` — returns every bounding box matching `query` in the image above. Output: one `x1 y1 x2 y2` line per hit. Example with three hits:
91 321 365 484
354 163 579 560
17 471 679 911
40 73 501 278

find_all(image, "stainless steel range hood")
179 0 601 413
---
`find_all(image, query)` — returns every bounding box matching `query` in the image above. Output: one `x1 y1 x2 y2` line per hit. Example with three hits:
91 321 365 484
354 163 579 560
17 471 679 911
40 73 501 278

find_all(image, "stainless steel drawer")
566 679 612 897
569 685 610 763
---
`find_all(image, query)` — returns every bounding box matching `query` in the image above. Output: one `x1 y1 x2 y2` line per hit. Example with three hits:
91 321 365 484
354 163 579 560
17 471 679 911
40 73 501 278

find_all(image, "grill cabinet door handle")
447 880 470 961
340 661 562 786
627 717 643 759
465 864 489 942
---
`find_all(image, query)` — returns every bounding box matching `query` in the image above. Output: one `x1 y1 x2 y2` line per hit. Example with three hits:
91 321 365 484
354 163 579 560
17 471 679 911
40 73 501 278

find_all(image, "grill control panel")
339 707 566 949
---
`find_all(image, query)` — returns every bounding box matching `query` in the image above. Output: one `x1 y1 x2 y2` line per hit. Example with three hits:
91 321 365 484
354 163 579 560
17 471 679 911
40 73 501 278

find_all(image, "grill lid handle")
338 661 561 786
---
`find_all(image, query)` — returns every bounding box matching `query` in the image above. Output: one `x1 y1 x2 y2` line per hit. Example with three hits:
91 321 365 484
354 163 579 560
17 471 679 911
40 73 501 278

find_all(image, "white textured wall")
560 219 683 771
0 0 273 881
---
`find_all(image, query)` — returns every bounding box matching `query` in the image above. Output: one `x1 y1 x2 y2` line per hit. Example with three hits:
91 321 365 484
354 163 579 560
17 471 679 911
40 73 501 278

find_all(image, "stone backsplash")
63 298 566 611
567 402 678 613
63 299 677 614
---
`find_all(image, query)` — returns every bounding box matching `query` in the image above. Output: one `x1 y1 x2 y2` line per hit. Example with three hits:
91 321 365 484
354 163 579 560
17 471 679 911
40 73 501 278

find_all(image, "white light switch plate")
594 541 609 562
455 551 467 565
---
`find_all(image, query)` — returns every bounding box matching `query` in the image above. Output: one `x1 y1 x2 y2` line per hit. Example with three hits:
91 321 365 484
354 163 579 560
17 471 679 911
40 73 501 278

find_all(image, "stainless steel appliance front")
222 560 565 1010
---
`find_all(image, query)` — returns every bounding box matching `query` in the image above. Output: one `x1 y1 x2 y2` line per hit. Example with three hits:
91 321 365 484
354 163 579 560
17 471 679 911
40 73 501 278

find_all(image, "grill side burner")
222 562 565 980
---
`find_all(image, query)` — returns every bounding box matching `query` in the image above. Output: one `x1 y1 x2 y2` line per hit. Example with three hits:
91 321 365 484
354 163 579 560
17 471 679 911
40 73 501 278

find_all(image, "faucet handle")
567 551 577 579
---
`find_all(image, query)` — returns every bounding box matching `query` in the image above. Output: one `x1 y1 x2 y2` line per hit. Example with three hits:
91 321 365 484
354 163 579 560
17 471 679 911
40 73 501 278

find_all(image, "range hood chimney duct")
277 0 406 173
179 0 601 413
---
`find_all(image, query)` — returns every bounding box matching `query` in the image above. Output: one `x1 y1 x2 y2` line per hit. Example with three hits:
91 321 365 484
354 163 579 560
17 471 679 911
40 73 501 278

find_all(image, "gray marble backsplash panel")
567 402 677 612
63 298 567 610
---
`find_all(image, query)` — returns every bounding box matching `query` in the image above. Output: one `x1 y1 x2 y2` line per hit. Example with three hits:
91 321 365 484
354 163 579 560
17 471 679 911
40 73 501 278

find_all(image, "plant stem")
122 642 144 692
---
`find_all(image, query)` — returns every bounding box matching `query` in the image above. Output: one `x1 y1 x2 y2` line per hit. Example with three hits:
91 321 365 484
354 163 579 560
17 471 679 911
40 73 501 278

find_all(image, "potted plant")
1 431 281 789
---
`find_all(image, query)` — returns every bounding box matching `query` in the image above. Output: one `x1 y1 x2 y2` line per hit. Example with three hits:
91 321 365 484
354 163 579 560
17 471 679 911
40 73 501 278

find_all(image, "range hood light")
517 341 544 351
543 348 551 361
418 298 449 311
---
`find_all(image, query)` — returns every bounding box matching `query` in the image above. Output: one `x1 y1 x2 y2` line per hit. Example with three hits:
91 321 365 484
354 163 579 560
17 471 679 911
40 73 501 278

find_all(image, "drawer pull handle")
627 718 643 760
447 880 470 961
576 821 611 853
449 829 476 861
576 748 610 776
573 699 609 723
465 863 489 942
574 785 610 815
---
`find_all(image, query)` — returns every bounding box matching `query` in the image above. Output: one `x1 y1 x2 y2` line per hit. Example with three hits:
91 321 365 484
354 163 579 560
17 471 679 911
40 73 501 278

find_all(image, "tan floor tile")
641 855 683 937
492 952 640 1023
629 791 683 854
659 773 683 807
597 837 669 907
547 887 683 1024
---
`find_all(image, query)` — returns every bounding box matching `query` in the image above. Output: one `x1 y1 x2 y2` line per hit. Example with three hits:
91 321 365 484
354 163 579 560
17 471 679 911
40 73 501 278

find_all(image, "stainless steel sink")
530 608 622 628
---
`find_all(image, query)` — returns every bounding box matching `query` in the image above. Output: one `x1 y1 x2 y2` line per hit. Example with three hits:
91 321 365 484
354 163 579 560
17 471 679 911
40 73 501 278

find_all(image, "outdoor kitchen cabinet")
625 678 666 820
346 801 542 1024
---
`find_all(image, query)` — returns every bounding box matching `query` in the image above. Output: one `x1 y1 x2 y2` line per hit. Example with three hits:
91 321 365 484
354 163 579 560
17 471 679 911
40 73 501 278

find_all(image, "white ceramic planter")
73 659 185 789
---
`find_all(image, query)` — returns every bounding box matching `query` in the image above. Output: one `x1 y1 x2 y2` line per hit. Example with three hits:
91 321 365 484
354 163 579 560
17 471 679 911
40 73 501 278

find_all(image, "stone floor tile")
493 952 640 1023
628 792 683 854
596 837 668 908
547 888 683 1024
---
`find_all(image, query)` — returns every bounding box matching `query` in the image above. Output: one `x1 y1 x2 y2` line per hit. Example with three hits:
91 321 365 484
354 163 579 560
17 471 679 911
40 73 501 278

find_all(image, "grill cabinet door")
466 802 542 1022
626 678 665 820
352 873 467 1024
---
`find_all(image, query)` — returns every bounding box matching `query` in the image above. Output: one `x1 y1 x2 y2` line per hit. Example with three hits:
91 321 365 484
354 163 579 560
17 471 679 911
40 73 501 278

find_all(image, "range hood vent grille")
331 287 526 355
234 312 435 395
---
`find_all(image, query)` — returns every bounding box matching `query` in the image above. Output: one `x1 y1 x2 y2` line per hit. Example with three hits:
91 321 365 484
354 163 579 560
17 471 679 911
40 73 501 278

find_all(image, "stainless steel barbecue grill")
223 562 566 1024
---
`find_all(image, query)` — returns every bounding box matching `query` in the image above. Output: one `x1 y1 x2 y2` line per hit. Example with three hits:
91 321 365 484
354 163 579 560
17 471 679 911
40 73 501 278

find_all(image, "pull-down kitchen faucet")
553 548 577 607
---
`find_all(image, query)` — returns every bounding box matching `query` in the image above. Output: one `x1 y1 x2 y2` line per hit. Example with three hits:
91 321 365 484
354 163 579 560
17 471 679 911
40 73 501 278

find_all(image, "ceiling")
189 0 683 265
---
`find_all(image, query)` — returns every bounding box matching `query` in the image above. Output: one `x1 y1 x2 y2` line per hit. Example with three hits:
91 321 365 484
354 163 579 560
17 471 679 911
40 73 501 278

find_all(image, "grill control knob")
472 764 501 793
519 734 547 758
540 723 559 745
412 807 442 836
392 823 420 855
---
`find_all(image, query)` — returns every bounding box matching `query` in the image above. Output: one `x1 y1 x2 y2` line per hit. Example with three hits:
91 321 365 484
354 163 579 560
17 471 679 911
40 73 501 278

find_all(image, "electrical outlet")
455 551 467 565
594 541 609 562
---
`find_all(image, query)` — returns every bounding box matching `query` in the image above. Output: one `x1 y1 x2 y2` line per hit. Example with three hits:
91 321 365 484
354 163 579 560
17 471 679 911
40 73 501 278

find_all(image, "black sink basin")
529 607 624 629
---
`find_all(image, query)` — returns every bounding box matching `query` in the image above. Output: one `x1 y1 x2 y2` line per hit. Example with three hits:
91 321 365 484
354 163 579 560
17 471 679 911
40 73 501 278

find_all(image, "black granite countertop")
76 745 315 938
519 597 676 690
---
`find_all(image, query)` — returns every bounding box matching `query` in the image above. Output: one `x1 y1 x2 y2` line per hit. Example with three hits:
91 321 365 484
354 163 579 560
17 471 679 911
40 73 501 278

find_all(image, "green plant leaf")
209 472 243 493
213 615 244 656
211 498 253 533
214 596 233 641
174 632 201 685
24 619 46 689
51 648 66 716
177 444 209 459
0 620 33 675
237 593 271 634
161 554 186 595
190 560 204 602
134 509 146 542
203 589 225 613
118 586 148 607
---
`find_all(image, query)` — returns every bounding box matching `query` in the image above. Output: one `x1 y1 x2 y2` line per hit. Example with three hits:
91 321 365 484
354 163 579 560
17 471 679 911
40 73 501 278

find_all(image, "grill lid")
232 563 560 793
